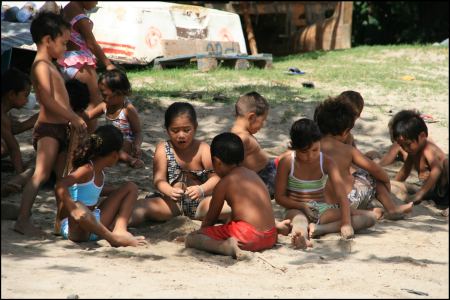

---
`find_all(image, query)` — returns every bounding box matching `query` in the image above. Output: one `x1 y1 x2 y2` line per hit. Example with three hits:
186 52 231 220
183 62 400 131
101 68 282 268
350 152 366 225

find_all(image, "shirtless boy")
391 110 448 206
185 132 277 259
14 12 87 235
231 91 275 196
315 98 413 220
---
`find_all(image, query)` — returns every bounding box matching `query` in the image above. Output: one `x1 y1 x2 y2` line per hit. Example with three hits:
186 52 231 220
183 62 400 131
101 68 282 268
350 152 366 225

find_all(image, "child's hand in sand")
340 224 354 239
406 193 422 205
185 185 203 200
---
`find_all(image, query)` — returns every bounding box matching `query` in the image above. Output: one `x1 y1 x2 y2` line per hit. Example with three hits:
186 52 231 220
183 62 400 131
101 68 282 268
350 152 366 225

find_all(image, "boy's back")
219 166 275 232
320 137 355 198
230 125 269 172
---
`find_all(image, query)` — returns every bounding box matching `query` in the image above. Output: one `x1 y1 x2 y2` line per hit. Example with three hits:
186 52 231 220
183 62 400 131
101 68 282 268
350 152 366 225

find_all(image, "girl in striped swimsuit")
87 69 144 168
275 119 377 249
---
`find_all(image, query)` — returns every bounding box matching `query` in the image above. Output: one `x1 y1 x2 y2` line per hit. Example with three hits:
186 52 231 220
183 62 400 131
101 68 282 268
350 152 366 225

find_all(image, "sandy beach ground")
1 84 448 298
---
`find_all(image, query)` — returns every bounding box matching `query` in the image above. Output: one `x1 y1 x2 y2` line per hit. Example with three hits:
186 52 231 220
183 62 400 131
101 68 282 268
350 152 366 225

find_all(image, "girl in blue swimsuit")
55 125 146 247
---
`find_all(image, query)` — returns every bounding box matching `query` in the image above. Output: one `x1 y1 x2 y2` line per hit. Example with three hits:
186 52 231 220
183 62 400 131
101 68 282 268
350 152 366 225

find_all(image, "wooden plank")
161 39 241 57
154 53 272 71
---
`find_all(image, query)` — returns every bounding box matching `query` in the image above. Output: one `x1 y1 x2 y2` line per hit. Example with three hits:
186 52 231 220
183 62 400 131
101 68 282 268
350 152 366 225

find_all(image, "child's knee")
364 214 377 227
122 181 138 193
31 171 51 185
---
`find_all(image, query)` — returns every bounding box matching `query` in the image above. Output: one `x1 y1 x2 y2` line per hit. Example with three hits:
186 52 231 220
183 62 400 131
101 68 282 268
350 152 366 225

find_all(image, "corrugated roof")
1 21 36 53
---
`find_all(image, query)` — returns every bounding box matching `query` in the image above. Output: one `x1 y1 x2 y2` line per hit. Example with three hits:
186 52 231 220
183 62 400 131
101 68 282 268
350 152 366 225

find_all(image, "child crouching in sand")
275 119 377 249
55 125 147 247
185 132 277 259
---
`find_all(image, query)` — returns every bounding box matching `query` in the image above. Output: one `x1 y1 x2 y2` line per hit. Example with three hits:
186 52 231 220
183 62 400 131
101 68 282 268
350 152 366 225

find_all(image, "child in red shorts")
185 132 277 259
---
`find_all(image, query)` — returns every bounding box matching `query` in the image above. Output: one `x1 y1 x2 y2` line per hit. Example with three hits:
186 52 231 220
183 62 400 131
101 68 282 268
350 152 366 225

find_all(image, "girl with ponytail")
55 125 147 247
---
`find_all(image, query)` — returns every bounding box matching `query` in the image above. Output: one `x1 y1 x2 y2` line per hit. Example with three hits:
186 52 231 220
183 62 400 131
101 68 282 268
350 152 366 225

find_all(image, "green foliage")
352 2 449 45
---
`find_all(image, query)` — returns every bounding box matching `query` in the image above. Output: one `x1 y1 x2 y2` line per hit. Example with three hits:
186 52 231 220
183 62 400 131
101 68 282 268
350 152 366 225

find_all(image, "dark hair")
65 79 89 113
235 91 269 116
392 109 428 141
72 125 123 169
290 118 322 150
210 132 244 165
1 68 31 97
337 90 364 116
315 97 357 136
164 102 198 129
98 69 131 96
30 11 70 44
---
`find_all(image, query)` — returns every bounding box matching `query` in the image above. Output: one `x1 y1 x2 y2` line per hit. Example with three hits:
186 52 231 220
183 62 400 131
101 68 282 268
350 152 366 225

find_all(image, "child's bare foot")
129 158 145 169
224 238 251 260
276 219 292 236
384 202 413 220
441 208 449 217
116 234 147 247
111 230 148 247
173 235 186 243
13 219 45 236
372 208 384 220
291 231 313 249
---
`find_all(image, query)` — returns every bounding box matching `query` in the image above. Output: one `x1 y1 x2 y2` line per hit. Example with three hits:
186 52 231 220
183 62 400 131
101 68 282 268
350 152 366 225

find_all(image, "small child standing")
275 118 377 249
58 1 116 133
130 102 228 225
185 132 277 259
14 12 87 235
391 110 448 206
87 69 144 168
230 92 276 197
55 125 147 247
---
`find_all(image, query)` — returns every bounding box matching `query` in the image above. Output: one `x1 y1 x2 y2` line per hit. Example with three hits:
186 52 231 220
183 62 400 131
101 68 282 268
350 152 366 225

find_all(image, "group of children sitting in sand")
2 11 448 259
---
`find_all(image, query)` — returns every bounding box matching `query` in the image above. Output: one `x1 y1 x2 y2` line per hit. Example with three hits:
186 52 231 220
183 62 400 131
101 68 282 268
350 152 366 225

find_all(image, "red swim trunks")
201 220 277 252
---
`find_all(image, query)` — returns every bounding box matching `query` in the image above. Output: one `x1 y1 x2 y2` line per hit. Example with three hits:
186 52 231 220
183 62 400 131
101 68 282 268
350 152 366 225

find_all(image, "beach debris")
286 67 305 75
256 254 287 273
400 75 415 81
401 288 428 296
212 93 229 102
171 91 203 100
302 82 315 88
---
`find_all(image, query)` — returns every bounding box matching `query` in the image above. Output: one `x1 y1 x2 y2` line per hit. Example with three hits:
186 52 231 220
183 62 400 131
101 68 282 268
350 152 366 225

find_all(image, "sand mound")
144 216 201 241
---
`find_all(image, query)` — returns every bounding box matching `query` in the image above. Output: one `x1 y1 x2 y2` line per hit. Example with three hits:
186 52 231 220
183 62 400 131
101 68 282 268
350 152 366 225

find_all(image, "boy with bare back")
230 91 291 234
185 132 277 259
390 110 448 207
315 98 413 221
231 91 276 196
14 12 87 235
